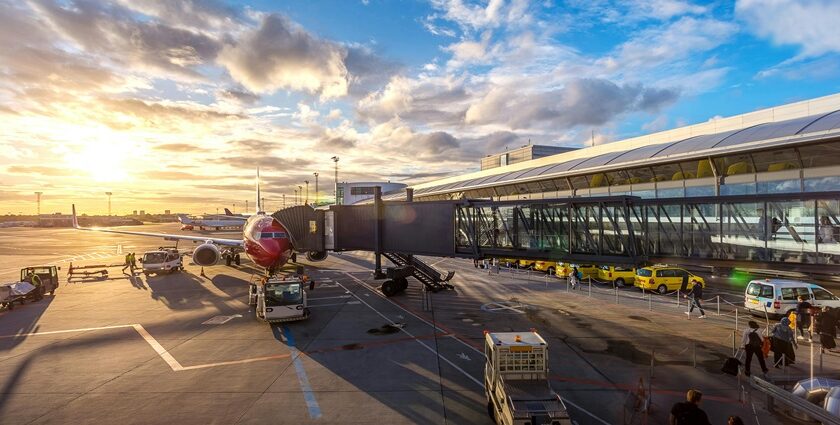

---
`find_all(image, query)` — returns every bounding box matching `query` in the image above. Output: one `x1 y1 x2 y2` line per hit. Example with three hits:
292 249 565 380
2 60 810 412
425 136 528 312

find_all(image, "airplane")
177 214 244 231
71 170 326 274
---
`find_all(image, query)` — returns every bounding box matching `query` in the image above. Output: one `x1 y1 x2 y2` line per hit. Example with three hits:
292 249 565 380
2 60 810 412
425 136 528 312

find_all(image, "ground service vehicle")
597 265 636 287
634 265 705 294
141 249 183 275
484 331 571 425
517 259 536 269
249 275 311 323
20 266 59 299
744 279 840 318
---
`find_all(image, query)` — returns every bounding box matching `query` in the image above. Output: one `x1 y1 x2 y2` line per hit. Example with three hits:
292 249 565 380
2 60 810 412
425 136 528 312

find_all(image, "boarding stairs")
381 252 455 295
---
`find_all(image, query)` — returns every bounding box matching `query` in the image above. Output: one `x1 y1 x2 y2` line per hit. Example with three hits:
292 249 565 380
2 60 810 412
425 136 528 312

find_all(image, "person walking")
128 252 137 275
684 280 706 319
816 306 838 353
121 253 131 275
668 389 711 425
570 266 579 290
796 295 813 340
771 317 797 366
742 320 768 377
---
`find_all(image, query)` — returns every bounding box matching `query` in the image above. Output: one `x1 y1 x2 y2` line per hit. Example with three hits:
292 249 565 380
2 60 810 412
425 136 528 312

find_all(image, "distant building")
164 209 170 215
337 182 407 205
139 210 145 215
133 210 138 215
481 145 577 170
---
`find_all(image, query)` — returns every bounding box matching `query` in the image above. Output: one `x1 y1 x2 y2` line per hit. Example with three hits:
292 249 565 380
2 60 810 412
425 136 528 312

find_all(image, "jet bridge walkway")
275 189 840 295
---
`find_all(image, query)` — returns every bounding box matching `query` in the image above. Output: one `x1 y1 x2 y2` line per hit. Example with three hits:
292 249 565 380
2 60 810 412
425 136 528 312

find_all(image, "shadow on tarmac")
0 296 55 351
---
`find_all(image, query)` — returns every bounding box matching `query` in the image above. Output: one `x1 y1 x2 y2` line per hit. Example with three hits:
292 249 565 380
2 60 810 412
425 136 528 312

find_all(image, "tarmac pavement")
0 224 838 424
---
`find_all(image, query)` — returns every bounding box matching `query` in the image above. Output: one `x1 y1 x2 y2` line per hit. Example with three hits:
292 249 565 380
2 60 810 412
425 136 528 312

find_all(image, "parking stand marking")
280 325 322 419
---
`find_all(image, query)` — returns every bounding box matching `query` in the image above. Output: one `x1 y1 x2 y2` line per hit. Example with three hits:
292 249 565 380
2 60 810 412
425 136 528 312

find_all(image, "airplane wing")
72 205 243 247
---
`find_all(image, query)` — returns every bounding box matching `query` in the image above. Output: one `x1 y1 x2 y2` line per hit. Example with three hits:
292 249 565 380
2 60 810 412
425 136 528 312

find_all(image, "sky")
2 0 840 215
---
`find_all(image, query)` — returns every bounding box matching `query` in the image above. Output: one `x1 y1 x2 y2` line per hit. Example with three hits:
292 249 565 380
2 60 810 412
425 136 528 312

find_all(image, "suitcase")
722 356 741 375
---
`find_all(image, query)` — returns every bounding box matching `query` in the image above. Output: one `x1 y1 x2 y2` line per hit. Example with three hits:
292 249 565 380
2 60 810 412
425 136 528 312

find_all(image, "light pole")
298 185 303 206
233 203 236 214
313 172 319 205
293 189 298 206
261 197 265 212
245 200 249 213
282 194 286 209
331 156 340 205
105 192 112 216
34 192 42 216
304 180 309 205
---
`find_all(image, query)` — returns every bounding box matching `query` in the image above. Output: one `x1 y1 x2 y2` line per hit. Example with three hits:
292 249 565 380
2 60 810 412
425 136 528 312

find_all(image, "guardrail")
750 375 840 424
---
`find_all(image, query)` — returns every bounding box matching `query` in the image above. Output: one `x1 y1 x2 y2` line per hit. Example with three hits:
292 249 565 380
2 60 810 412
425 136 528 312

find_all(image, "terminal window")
350 187 376 195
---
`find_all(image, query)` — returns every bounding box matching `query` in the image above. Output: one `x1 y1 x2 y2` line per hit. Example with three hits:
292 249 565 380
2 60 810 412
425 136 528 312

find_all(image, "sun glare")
65 140 130 182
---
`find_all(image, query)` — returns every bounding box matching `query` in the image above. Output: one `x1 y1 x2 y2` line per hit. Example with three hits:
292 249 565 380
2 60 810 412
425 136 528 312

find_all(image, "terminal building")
338 181 407 205
371 93 840 272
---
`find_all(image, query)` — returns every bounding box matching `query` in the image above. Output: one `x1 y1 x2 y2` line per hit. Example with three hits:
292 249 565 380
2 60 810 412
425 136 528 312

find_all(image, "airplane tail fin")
256 167 262 213
71 204 80 229
224 208 234 216
176 214 191 224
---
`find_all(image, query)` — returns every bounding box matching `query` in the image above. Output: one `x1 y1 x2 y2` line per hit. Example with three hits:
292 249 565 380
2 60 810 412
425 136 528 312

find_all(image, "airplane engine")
193 243 220 266
306 251 328 262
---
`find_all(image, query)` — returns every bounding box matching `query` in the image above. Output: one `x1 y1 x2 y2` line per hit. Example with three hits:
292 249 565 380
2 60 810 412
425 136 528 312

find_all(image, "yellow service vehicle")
597 265 636 287
635 265 705 294
484 331 572 425
517 259 536 269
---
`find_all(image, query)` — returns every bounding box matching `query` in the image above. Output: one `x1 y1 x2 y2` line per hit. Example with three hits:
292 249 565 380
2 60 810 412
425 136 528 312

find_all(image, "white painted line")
2 324 291 372
343 272 485 357
308 301 356 308
132 324 184 371
201 314 242 325
308 295 352 301
334 279 484 388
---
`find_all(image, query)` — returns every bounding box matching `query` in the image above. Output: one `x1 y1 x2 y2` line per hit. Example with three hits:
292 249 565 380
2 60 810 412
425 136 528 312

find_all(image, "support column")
405 188 414 266
374 186 385 278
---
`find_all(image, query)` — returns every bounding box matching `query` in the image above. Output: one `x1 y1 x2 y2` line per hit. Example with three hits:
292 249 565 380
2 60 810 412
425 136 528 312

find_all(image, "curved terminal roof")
408 108 840 198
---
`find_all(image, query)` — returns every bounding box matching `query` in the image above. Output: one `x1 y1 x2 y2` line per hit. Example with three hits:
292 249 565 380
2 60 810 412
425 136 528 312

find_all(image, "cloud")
217 14 349 98
429 0 530 31
465 78 678 130
31 0 222 79
737 0 840 57
604 17 737 73
218 89 260 105
7 166 77 176
231 139 281 152
100 98 245 126
141 170 218 180
153 143 198 152
112 0 246 32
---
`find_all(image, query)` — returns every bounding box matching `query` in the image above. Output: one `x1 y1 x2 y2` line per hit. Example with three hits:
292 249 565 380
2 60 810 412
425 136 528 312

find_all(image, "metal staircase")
379 252 455 296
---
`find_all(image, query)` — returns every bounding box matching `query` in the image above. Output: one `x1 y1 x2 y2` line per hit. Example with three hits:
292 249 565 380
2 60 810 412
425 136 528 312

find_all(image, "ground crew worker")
27 271 41 288
130 252 137 268
122 253 131 274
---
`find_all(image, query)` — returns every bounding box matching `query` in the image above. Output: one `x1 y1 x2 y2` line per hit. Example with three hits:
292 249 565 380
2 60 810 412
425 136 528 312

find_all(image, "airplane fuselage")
242 214 293 270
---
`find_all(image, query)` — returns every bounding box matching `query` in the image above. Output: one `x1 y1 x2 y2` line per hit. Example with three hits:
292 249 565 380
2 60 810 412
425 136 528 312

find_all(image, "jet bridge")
274 189 840 295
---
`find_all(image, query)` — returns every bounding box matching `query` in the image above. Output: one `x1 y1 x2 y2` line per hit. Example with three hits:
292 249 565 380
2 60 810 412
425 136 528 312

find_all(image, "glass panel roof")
570 151 627 171
714 116 822 148
799 110 840 134
652 129 743 158
606 143 670 164
515 163 560 179
539 157 591 175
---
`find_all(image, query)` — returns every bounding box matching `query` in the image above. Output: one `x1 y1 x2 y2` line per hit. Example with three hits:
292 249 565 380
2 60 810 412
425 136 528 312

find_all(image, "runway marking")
202 314 242 325
281 326 322 419
334 278 484 388
0 324 292 372
308 301 360 308
308 295 352 301
481 301 530 314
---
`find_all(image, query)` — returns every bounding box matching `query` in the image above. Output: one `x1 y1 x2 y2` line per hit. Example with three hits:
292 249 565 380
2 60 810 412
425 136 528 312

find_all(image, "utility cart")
484 331 572 425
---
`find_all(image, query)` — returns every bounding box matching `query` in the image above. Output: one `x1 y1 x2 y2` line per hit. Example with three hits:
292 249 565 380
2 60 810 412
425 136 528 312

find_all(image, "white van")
744 279 840 318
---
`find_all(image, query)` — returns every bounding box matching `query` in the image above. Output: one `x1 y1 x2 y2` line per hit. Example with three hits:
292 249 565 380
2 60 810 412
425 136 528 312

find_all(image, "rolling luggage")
722 350 743 375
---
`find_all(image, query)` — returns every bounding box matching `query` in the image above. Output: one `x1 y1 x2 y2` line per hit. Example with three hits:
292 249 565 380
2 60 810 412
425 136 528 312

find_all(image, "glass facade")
455 195 840 266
